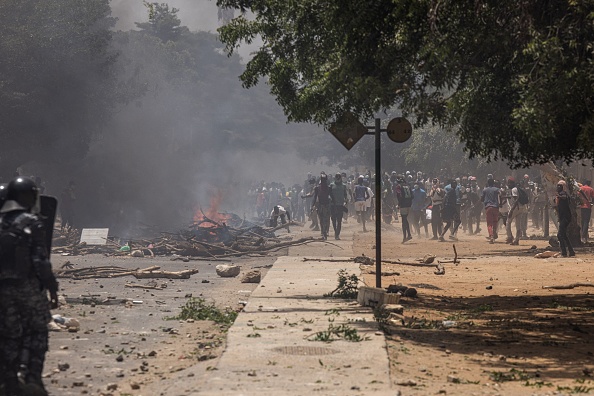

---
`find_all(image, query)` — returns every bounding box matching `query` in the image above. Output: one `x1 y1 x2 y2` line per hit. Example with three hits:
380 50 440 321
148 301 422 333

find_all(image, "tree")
217 0 594 168
0 0 120 179
135 2 188 43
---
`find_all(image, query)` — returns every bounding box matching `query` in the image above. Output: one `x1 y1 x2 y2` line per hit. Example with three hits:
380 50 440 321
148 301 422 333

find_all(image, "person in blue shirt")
410 183 429 238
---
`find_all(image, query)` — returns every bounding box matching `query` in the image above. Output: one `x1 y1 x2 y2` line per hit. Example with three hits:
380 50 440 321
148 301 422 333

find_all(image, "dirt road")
356 221 594 395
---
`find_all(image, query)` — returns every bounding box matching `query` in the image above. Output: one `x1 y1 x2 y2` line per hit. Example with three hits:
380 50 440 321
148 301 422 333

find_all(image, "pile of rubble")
52 212 312 258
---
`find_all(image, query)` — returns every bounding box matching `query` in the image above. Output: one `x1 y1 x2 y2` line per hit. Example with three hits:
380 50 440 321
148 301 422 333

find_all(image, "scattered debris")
534 251 560 259
55 265 198 280
542 282 594 290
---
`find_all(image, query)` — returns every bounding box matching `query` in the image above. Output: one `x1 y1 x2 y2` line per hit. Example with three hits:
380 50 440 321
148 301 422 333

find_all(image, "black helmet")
6 177 39 210
0 184 7 206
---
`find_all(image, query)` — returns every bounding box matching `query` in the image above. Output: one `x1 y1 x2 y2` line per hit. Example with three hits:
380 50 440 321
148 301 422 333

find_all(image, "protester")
439 179 461 241
310 172 332 240
410 183 428 238
505 178 528 245
481 178 501 244
394 175 413 243
353 176 370 232
555 180 576 257
270 205 291 232
429 178 445 240
329 173 348 240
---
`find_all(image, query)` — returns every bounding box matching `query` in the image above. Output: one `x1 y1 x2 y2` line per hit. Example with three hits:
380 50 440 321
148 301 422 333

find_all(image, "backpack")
517 187 529 205
354 185 367 201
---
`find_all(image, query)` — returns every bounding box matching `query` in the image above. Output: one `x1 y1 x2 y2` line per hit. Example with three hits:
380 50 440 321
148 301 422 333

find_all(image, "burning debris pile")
52 209 310 258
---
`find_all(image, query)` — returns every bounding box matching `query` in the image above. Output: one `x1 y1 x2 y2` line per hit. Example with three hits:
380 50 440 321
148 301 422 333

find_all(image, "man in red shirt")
579 180 594 243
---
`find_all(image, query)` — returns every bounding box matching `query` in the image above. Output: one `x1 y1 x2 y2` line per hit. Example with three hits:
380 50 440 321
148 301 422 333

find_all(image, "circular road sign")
386 117 412 143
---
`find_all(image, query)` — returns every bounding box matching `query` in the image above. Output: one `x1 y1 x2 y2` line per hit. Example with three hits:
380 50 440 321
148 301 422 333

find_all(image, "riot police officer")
0 177 58 396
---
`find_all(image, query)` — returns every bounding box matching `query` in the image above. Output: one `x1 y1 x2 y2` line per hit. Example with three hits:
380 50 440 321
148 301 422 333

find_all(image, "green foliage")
217 0 594 167
489 368 532 382
308 323 368 342
172 298 238 326
324 269 359 299
135 2 188 42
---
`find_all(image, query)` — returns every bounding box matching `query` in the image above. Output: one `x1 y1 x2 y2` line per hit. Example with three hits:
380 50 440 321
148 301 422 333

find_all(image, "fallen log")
542 283 594 290
133 269 199 279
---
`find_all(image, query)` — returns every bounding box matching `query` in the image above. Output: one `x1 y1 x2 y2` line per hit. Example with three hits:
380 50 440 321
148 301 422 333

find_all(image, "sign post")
329 114 412 288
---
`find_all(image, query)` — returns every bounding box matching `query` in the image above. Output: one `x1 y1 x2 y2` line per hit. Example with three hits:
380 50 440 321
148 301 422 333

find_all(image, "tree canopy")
217 0 594 168
0 0 120 178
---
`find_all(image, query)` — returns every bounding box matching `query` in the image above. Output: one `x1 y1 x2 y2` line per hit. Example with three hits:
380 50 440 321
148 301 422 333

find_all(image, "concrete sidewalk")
195 224 393 396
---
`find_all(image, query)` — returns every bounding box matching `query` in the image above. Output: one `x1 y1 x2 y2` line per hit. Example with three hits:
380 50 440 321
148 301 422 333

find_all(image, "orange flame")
194 189 231 225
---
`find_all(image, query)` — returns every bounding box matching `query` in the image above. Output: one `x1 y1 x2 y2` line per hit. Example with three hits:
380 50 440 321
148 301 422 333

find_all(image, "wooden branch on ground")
542 283 594 290
125 283 164 290
302 257 354 262
267 221 302 232
170 256 231 262
381 259 445 276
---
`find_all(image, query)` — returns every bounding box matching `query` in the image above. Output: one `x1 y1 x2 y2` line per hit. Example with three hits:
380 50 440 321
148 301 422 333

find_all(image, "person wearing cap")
555 180 576 256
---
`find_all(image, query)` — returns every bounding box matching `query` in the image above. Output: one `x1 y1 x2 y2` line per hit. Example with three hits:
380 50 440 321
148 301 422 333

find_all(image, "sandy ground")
355 219 594 395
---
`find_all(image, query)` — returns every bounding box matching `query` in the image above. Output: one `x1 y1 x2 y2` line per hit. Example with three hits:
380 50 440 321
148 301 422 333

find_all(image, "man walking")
394 175 413 243
439 180 461 241
481 178 501 243
311 172 332 240
410 183 428 238
429 178 445 240
330 173 348 240
505 178 529 245
353 176 370 232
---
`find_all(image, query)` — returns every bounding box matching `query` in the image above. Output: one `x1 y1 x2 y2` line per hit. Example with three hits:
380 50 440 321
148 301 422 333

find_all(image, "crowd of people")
247 170 594 257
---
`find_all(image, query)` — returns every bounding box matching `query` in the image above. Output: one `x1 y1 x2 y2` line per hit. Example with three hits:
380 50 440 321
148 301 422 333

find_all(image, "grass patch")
489 368 532 382
171 298 238 326
308 323 369 342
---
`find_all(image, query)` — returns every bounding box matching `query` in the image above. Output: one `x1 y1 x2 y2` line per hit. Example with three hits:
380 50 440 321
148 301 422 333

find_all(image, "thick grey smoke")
58 1 344 235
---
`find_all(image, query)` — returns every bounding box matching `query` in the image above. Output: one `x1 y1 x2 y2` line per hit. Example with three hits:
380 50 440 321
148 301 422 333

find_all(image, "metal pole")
375 118 382 288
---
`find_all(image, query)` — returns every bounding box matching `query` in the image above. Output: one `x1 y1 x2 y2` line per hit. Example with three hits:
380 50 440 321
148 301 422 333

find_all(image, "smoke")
57 2 343 235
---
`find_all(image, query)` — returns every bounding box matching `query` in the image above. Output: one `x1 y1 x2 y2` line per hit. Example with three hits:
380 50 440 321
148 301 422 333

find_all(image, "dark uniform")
0 177 58 396
311 173 332 240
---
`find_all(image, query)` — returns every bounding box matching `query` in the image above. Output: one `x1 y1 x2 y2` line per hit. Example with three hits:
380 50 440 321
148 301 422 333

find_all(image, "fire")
193 189 232 226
